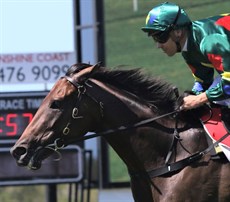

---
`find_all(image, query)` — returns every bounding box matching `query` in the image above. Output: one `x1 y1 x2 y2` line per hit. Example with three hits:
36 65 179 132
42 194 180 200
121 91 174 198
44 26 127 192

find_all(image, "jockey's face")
154 36 178 56
153 29 185 57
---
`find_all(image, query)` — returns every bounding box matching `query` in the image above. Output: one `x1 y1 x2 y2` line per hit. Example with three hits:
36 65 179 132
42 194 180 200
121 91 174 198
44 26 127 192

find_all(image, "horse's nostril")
12 147 27 158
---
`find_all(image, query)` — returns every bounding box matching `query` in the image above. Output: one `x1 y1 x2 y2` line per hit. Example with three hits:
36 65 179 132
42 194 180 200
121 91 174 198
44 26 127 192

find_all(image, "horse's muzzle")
10 144 41 170
11 145 31 166
11 142 56 170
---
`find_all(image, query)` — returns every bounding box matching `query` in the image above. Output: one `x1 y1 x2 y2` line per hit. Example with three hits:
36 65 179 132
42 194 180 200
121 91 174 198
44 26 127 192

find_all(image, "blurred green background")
105 0 230 182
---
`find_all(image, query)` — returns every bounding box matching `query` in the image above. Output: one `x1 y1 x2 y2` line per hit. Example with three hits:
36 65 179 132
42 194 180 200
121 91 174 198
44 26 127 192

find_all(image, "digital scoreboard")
0 92 47 139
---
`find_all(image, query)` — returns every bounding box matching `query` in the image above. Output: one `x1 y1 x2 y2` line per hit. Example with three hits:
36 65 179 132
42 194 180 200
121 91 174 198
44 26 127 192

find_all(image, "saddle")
200 106 230 161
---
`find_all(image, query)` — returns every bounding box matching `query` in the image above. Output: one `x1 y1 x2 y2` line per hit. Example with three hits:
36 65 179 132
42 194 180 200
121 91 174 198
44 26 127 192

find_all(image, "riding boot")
221 107 230 132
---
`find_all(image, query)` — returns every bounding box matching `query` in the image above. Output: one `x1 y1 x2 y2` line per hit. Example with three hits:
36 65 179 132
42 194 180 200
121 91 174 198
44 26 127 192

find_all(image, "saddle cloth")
200 107 230 161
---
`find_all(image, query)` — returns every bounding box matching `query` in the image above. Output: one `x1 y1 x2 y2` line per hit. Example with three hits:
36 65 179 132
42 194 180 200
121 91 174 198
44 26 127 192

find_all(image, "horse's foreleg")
129 171 154 202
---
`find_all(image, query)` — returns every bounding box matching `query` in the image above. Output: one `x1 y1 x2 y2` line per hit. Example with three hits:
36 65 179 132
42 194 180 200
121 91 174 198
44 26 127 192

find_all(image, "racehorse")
11 63 230 202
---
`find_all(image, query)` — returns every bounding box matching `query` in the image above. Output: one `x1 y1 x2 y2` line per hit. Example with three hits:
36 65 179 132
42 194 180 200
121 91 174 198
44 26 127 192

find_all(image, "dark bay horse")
11 63 230 202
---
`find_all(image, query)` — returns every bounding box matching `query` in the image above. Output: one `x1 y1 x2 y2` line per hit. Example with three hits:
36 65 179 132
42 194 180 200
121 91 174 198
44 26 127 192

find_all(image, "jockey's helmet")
142 2 191 38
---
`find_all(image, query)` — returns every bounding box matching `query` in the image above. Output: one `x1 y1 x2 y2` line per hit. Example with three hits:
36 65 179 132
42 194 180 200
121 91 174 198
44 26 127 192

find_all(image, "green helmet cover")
142 2 191 33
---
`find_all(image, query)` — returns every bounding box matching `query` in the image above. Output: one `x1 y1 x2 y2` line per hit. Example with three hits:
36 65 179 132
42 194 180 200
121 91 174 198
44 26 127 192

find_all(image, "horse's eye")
50 100 63 109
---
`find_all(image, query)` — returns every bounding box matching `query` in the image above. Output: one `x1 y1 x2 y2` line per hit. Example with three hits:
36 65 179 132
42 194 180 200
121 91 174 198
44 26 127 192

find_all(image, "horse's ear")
75 62 101 83
91 62 101 73
85 62 101 77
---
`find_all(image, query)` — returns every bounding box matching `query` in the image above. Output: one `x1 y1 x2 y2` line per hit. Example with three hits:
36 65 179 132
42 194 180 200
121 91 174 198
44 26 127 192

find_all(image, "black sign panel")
0 145 83 186
0 92 47 139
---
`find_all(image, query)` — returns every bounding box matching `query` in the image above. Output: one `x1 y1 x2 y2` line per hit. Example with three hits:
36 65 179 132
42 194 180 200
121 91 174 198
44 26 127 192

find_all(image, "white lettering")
0 99 25 110
26 98 43 109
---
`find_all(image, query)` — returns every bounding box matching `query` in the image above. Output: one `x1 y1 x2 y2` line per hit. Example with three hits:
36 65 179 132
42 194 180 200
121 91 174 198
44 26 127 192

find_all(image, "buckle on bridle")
63 123 70 135
54 138 65 150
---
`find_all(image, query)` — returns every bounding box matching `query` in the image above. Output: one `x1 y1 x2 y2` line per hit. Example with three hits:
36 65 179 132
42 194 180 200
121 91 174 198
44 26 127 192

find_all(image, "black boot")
221 107 230 131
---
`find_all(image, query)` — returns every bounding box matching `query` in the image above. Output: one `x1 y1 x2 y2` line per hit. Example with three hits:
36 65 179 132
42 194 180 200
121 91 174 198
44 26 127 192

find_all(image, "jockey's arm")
201 34 230 102
180 92 208 110
182 71 230 110
182 34 230 110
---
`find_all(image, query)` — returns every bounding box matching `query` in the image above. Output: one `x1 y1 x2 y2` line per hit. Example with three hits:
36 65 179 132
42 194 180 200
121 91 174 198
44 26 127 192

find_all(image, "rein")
68 110 179 143
47 75 230 179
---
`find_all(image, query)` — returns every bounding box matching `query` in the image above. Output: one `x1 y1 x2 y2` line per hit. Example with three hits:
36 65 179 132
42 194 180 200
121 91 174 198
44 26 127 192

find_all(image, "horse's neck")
90 78 154 126
90 79 184 170
105 126 175 173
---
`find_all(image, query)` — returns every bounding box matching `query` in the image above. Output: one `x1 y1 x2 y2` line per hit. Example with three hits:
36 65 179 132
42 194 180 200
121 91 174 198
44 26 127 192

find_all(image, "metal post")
96 0 106 65
46 184 57 202
133 0 138 12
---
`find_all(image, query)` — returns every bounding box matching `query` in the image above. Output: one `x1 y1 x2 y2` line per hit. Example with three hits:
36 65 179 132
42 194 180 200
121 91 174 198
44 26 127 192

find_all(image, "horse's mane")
67 63 178 113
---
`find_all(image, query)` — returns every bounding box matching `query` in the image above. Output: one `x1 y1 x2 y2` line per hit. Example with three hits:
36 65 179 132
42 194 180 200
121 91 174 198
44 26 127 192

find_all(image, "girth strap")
148 132 230 178
148 152 202 178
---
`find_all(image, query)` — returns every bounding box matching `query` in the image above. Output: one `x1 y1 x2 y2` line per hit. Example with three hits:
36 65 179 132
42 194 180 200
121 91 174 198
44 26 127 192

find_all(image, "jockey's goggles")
149 31 170 43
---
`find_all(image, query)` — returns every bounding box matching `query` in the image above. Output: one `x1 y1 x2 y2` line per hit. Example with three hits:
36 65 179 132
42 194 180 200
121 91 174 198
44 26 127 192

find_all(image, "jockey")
141 2 230 117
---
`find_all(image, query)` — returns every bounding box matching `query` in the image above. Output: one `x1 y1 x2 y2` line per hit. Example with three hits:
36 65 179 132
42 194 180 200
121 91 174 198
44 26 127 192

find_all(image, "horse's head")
10 63 102 170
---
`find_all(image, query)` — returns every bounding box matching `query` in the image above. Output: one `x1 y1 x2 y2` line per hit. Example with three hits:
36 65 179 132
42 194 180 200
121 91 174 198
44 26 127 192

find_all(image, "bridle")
49 76 104 151
47 75 180 151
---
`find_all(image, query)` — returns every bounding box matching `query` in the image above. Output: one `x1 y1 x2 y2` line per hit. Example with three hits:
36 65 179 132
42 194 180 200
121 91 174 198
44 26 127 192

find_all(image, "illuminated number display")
0 113 33 137
0 92 47 139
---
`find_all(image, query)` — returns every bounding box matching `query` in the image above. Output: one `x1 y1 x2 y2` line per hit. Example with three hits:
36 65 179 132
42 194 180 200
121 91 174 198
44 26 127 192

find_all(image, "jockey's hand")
180 92 208 110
